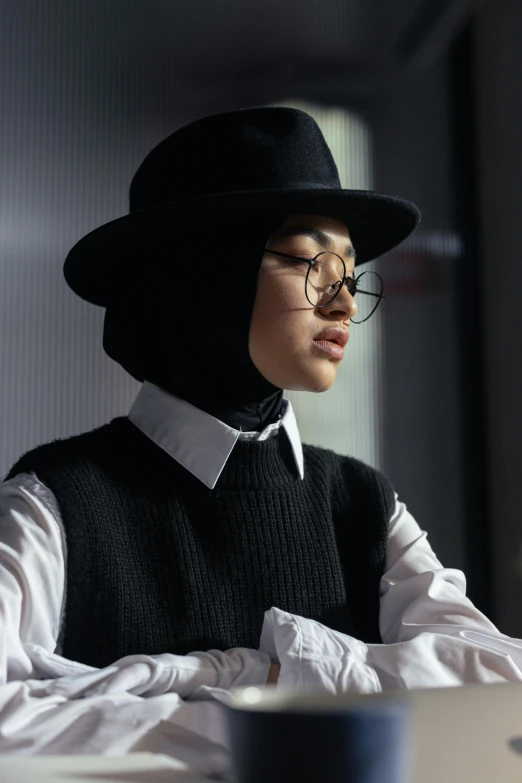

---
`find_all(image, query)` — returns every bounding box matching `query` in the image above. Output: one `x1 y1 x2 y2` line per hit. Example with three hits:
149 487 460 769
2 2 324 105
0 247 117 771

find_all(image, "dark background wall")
370 57 468 590
1 0 521 631
473 0 522 634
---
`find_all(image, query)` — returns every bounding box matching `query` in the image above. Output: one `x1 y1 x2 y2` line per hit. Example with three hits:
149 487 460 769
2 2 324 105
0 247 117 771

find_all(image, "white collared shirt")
1 381 522 764
127 381 304 488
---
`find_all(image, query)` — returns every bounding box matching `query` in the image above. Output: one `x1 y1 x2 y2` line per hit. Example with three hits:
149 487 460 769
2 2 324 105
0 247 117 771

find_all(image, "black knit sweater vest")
5 418 395 668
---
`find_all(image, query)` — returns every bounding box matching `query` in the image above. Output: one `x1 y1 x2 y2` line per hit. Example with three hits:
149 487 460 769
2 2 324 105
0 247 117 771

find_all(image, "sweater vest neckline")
111 417 302 491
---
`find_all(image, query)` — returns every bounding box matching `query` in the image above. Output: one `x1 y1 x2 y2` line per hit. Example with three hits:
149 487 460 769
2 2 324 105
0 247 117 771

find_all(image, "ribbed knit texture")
5 418 395 668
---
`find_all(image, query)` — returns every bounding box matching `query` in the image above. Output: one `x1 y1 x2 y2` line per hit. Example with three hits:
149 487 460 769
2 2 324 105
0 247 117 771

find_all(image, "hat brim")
63 188 421 307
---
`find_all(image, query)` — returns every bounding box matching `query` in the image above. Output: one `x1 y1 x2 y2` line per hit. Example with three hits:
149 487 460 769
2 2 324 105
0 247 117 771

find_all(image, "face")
249 213 357 392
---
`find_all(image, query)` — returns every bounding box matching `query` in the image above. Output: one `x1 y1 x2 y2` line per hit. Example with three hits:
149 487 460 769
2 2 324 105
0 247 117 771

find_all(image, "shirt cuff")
260 607 382 695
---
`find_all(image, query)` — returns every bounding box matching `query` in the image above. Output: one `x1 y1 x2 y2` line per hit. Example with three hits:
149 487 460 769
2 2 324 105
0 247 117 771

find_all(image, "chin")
257 354 340 393
288 366 338 393
309 377 336 393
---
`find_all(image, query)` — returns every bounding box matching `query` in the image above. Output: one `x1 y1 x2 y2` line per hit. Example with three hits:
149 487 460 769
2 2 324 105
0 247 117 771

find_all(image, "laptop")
410 682 522 783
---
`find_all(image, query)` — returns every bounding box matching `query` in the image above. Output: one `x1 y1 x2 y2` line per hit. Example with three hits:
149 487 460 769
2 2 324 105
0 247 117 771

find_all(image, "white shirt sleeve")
372 493 522 688
0 472 271 691
0 473 66 683
260 494 522 694
0 472 270 762
380 493 503 642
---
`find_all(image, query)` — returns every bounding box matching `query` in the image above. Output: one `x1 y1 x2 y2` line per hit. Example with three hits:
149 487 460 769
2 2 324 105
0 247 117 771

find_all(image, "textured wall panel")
0 4 379 477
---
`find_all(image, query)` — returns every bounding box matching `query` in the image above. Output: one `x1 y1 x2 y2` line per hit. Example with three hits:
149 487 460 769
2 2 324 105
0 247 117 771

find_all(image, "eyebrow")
277 225 356 260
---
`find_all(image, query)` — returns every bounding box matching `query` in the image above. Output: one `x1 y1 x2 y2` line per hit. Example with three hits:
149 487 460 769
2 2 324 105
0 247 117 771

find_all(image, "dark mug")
224 688 411 783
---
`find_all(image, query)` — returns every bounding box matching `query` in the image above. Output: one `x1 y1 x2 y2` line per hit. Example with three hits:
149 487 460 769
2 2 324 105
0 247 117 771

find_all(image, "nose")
319 281 358 321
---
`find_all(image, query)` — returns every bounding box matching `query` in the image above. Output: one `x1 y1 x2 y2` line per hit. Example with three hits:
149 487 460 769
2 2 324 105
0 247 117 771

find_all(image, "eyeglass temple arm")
344 280 385 300
354 288 385 300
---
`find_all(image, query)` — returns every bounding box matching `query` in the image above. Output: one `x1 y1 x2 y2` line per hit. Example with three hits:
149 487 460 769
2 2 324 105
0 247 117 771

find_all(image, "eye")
293 253 312 270
308 255 327 271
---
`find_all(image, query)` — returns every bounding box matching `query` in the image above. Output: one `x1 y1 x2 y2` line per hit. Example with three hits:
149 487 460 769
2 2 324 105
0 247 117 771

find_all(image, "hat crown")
129 107 342 212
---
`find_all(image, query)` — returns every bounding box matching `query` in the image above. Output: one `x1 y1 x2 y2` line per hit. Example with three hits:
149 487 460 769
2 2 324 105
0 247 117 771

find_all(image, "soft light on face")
248 213 357 393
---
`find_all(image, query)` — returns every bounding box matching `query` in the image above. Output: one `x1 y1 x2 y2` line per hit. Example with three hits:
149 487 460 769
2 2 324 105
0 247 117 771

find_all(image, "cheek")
250 274 305 352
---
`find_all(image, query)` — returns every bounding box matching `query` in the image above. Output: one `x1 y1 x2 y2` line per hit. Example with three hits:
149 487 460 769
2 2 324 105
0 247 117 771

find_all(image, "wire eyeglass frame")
265 248 384 324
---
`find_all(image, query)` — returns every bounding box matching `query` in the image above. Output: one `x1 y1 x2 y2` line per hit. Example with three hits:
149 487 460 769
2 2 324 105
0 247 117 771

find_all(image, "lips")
312 327 349 348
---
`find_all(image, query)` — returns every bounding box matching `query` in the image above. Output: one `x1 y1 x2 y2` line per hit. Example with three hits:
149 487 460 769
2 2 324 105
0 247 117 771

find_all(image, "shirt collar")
127 381 304 489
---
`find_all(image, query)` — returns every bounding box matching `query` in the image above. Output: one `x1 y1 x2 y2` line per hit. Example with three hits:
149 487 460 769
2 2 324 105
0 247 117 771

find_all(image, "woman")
2 107 522 713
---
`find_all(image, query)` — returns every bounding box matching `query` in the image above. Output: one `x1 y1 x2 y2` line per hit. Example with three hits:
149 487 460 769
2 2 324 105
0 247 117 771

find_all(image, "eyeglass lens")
305 252 347 307
349 271 384 324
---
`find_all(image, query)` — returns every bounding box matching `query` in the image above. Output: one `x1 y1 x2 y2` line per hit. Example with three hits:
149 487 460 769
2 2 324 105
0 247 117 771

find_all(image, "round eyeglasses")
265 249 384 324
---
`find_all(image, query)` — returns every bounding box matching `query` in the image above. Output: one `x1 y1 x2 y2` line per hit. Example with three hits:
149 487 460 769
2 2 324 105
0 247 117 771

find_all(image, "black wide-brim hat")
64 107 421 307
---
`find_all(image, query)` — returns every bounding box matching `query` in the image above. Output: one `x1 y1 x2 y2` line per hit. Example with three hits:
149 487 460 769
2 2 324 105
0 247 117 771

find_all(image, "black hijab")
103 213 286 432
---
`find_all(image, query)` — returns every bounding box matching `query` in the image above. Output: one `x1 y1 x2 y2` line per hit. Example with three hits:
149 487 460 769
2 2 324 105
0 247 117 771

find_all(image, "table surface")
2 683 522 783
0 753 210 783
